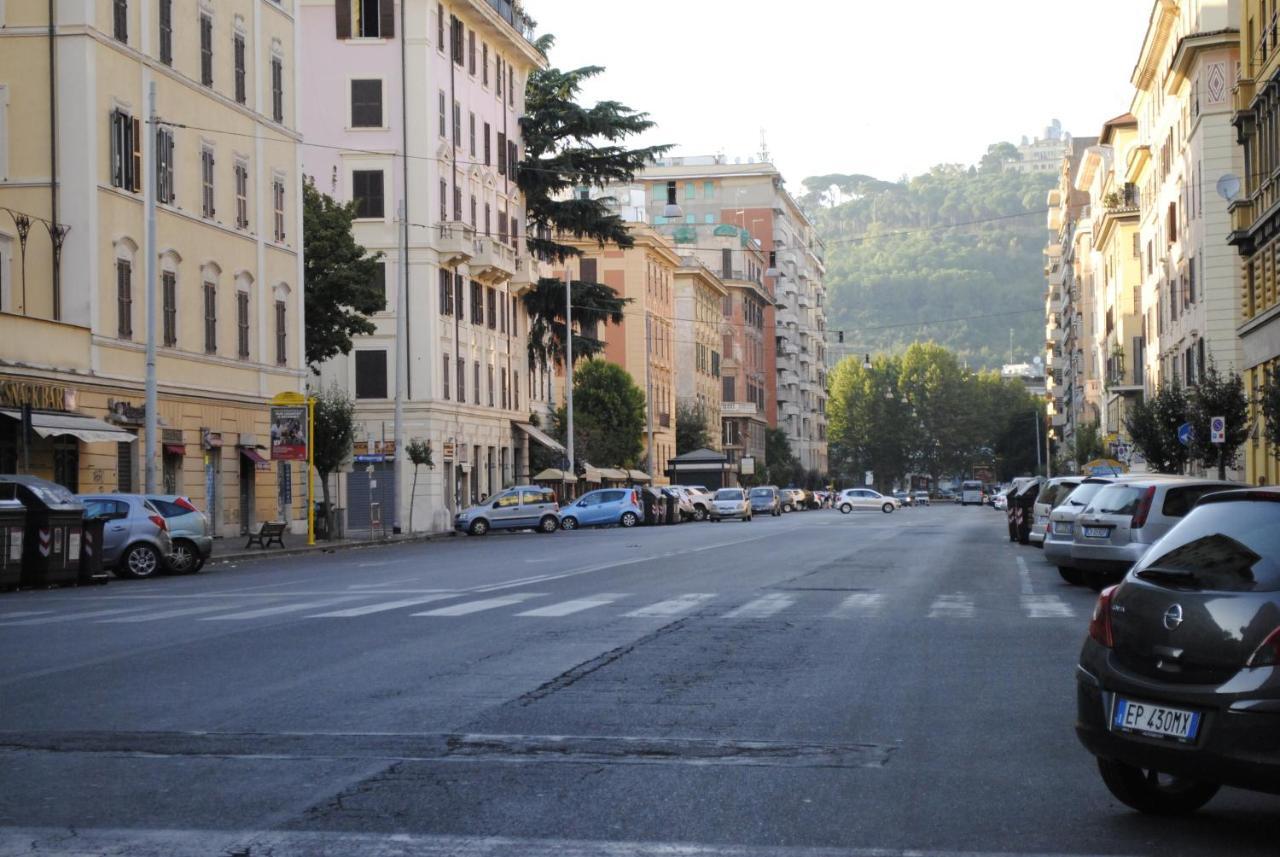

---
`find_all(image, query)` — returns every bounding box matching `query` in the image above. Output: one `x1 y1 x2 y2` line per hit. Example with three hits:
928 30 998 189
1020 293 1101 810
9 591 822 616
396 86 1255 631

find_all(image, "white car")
673 485 714 521
836 488 900 514
709 488 752 522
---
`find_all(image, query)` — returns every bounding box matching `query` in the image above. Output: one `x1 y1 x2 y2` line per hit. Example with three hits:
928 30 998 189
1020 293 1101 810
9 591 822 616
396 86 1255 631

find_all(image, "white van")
960 480 985 506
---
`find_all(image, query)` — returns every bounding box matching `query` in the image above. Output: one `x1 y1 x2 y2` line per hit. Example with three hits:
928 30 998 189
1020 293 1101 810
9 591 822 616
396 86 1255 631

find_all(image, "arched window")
159 249 182 347
113 237 138 339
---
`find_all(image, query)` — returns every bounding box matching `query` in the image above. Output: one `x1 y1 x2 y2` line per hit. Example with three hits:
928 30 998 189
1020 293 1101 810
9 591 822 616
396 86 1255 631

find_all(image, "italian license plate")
1053 522 1072 536
1083 526 1110 538
1038 515 1049 524
1113 697 1200 742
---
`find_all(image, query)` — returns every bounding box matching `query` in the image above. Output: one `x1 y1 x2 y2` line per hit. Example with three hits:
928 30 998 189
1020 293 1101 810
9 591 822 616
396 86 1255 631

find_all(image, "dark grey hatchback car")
1075 487 1280 814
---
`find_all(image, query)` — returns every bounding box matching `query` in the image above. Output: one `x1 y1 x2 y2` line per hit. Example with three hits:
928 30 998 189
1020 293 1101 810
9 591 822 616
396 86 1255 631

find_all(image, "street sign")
1177 422 1194 447
1210 416 1226 444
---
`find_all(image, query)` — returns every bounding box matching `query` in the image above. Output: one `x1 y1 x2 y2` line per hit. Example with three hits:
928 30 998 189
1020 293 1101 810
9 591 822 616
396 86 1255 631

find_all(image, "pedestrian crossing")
0 587 1086 628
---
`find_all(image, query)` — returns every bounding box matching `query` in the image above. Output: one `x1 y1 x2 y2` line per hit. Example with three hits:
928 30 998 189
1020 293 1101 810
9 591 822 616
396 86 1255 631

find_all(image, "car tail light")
175 497 198 513
1130 486 1157 529
1088 585 1118 648
149 514 168 532
1246 627 1280 668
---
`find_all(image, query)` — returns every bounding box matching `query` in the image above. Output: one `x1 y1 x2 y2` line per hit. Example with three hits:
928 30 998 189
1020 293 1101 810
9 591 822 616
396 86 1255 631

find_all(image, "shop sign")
0 380 75 412
162 429 183 444
739 456 755 476
353 439 396 463
107 399 147 425
269 407 307 461
202 430 224 450
442 441 456 461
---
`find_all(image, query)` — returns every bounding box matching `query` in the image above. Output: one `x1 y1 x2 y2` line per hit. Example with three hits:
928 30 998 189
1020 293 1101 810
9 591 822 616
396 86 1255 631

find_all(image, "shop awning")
0 409 137 444
514 422 565 454
627 469 651 482
240 447 269 465
533 467 577 483
580 463 603 482
163 443 186 456
600 468 629 481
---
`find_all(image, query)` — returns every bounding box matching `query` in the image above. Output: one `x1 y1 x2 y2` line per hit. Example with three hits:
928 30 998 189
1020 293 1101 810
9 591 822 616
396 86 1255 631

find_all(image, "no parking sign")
1210 416 1226 444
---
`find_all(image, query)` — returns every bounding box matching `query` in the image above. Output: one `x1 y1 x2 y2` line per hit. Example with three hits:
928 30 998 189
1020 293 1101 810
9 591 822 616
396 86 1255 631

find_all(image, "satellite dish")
1217 174 1242 202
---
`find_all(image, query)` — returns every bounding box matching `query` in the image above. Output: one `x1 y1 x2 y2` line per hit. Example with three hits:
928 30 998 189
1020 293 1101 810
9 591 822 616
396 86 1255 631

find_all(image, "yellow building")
673 258 727 452
0 1 305 535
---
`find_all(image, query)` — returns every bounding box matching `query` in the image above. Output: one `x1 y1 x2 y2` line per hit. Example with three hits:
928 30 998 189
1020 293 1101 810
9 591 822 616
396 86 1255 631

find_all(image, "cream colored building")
674 257 727 451
0 0 306 536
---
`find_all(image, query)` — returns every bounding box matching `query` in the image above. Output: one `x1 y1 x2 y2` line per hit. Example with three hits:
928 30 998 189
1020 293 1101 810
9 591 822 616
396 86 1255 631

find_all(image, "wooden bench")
245 521 287 549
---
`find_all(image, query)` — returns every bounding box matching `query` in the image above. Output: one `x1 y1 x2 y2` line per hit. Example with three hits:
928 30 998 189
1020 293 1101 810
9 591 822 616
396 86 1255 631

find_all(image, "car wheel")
839 503 852 514
468 518 490 536
167 539 201 575
1095 758 1220 816
620 511 639 528
538 515 559 534
881 503 894 514
782 503 792 513
1083 570 1110 592
1057 566 1084 586
692 506 707 522
560 516 579 531
118 543 163 579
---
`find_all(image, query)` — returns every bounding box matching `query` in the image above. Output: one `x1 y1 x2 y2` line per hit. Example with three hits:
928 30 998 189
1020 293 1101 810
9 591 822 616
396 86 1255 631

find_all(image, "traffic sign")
1177 422 1194 447
1210 416 1226 444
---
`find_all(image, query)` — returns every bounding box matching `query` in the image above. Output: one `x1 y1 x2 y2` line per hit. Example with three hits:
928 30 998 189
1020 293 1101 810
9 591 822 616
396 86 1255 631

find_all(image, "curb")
207 530 456 565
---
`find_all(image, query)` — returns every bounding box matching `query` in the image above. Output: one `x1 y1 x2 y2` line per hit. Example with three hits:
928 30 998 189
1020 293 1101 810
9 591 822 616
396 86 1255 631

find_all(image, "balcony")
780 401 800 418
776 307 798 328
779 369 800 387
658 412 671 428
436 222 474 265
510 255 537 294
471 236 517 285
482 0 537 43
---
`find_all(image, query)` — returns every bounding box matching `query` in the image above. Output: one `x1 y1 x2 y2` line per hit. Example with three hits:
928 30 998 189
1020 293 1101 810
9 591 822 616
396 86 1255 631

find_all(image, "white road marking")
928 593 975 619
99 602 268 623
0 610 53 619
624 593 716 618
1021 594 1075 619
200 598 363 621
0 605 155 627
1016 556 1035 595
309 594 463 618
828 592 885 618
413 593 545 617
516 594 627 617
722 593 795 619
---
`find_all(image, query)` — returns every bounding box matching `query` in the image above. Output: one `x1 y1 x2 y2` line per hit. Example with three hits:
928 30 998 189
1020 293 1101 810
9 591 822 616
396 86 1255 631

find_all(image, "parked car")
960 480 985 506
663 486 699 521
673 485 714 521
913 491 931 507
779 488 805 513
1028 477 1081 546
1044 477 1120 583
837 488 899 514
892 490 914 508
1071 476 1240 590
454 486 560 536
558 488 643 530
992 493 1008 512
1075 487 1280 815
147 495 212 573
748 486 783 517
79 494 174 579
710 488 752 522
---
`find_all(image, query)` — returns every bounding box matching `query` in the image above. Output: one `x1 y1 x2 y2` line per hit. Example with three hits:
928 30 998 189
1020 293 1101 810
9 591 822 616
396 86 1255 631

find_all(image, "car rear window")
1038 484 1060 507
1161 484 1232 518
749 488 772 497
150 499 186 517
1088 485 1143 516
1134 500 1280 592
1062 481 1105 508
1047 482 1079 508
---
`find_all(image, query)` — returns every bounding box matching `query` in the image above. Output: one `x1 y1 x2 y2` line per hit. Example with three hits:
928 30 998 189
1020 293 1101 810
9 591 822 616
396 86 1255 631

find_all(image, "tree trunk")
1218 454 1226 481
409 464 419 532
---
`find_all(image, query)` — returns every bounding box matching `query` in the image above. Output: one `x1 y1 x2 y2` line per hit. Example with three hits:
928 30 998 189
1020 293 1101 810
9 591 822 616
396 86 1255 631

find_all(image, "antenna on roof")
758 128 771 163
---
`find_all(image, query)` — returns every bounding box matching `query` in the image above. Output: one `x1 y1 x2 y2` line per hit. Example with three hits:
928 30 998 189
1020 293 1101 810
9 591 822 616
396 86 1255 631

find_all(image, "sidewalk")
209 530 455 565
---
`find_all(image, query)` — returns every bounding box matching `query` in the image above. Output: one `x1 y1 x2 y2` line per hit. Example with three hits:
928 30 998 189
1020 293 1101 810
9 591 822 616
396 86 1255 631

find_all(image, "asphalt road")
0 504 1276 856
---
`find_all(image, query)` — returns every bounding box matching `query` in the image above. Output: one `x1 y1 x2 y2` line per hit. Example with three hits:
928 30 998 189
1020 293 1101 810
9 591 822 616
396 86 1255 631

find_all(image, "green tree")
516 35 669 371
675 399 712 454
1261 368 1280 456
1126 384 1190 474
406 440 434 533
1073 421 1106 467
311 383 356 522
566 360 645 468
763 427 796 486
302 179 385 372
1188 366 1250 479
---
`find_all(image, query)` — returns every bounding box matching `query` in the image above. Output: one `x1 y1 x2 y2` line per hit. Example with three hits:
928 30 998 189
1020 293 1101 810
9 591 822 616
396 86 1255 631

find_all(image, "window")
159 0 173 63
236 291 250 358
351 0 393 38
162 272 177 346
442 354 451 400
234 161 249 229
457 357 465 402
450 15 463 66
372 261 386 311
438 91 446 138
487 365 494 406
508 65 514 106
117 259 133 339
453 100 461 145
113 0 128 42
352 169 384 218
468 29 476 75
351 79 382 127
469 112 476 156
439 179 447 221
201 147 215 217
501 368 508 409
470 281 484 324
1188 256 1196 304
482 43 489 85
203 282 217 353
453 185 462 220
110 109 141 192
508 139 518 177
486 287 496 328
483 122 491 165
200 13 214 87
355 350 388 399
436 2 444 49
470 195 477 228
703 180 715 199
234 33 246 104
155 126 175 203
473 361 480 405
513 370 519 410
496 56 503 98
439 268 453 316
271 56 284 123
274 300 287 365
455 273 465 320
273 178 286 242
497 131 506 175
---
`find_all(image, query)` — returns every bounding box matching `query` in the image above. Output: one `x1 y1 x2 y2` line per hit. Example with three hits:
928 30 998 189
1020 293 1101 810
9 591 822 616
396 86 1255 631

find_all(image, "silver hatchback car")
1070 477 1239 590
79 494 174 579
1028 477 1081 545
454 485 560 536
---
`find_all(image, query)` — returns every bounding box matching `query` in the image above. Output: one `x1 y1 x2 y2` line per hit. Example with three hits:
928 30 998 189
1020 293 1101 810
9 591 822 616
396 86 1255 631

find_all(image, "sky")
530 0 1157 189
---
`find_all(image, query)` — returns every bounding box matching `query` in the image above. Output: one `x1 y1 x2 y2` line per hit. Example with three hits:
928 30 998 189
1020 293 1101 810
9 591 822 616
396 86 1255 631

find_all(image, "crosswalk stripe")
722 593 795 619
309 594 463 618
928 593 975 619
516 594 627 617
413 593 544 617
0 610 54 619
1021 594 1075 619
828 592 884 618
200 598 362 621
100 602 266 623
624 593 715 618
0 605 155 627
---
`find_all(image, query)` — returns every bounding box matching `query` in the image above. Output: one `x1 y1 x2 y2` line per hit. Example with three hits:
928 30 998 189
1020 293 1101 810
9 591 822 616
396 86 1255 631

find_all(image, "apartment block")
673 258 728 453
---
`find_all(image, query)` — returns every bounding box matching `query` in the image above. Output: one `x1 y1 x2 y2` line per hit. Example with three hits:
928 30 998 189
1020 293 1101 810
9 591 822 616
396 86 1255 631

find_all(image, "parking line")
516 594 628 617
413 593 545 617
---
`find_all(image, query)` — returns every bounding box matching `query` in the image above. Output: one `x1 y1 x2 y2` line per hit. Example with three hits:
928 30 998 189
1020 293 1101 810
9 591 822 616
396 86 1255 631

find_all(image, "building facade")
673 258 727 452
0 0 307 536
1012 120 1072 174
302 0 550 532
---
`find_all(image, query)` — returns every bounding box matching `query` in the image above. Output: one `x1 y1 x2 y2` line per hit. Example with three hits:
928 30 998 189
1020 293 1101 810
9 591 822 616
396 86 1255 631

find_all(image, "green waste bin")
0 475 84 587
0 498 25 591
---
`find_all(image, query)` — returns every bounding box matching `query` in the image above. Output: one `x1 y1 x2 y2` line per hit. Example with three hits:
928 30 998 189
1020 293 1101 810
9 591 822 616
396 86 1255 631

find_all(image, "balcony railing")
484 0 537 43
471 236 517 284
436 222 474 265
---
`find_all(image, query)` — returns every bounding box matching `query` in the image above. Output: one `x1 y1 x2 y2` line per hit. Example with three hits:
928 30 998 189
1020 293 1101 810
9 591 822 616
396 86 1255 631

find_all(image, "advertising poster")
270 406 308 461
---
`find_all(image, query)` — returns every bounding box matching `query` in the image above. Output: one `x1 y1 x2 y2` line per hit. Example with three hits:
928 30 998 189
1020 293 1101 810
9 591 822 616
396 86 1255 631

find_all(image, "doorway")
239 454 255 536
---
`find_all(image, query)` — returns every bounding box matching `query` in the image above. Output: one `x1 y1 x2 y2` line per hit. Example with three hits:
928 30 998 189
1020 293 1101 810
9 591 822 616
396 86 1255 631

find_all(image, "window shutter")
335 0 352 39
579 258 597 284
131 117 142 192
380 0 395 38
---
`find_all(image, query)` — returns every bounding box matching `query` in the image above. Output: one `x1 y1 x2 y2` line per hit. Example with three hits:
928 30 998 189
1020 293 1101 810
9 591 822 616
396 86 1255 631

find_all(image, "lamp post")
564 261 574 498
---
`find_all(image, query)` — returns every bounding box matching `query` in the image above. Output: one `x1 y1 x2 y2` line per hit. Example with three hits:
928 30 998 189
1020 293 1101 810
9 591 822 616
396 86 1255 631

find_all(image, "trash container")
640 487 659 525
662 491 677 525
0 475 84 587
0 498 25 591
78 514 110 585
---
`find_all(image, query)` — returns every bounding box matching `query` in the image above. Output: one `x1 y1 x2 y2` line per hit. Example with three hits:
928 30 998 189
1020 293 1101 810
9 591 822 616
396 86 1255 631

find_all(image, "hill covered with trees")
801 144 1055 370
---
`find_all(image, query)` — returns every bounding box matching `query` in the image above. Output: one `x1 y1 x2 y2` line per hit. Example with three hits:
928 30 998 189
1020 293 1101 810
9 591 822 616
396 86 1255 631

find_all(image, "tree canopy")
312 383 356 511
564 359 646 469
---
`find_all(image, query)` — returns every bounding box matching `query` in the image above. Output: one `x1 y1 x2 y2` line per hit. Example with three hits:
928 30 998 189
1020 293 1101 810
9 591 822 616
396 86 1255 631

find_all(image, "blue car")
558 488 643 530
